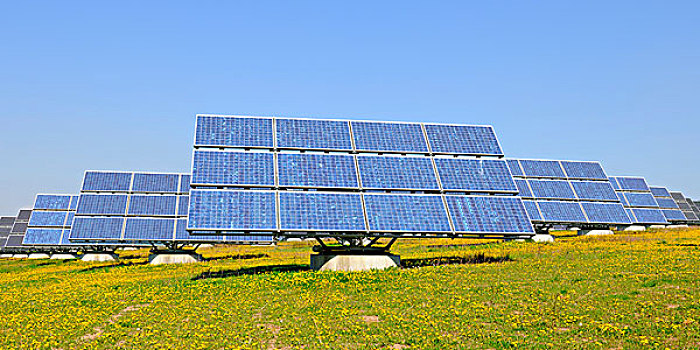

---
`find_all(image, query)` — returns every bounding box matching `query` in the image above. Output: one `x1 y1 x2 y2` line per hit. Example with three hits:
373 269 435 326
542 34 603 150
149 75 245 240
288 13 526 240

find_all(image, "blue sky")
1 1 699 214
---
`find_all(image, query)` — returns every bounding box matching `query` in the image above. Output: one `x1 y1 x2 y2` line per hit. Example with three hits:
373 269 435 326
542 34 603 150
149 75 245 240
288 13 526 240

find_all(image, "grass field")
1 228 699 349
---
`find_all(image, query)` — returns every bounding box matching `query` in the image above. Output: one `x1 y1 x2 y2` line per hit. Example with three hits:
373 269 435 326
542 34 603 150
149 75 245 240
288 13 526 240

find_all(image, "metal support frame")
312 235 399 255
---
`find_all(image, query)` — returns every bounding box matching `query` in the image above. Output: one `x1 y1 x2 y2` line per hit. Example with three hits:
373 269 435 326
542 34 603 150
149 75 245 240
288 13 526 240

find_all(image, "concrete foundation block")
28 253 51 259
51 253 77 260
13 254 29 259
623 225 647 232
148 252 202 265
530 234 555 242
667 224 689 229
81 253 119 262
0 254 14 258
311 254 400 271
649 225 666 229
579 230 614 236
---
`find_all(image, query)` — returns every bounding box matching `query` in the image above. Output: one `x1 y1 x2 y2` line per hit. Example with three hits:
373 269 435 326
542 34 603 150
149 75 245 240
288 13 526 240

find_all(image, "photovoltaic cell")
71 217 124 240
435 159 517 192
446 196 534 233
609 177 620 190
187 190 277 231
277 153 358 189
82 172 132 192
507 160 523 177
351 121 429 153
23 228 62 245
34 195 71 210
630 209 667 224
194 115 273 148
528 180 576 199
76 194 128 215
519 160 566 178
560 161 607 180
69 196 79 210
522 201 542 221
514 179 533 198
424 124 502 155
670 192 691 210
614 177 650 192
124 218 175 240
279 192 365 231
580 202 631 224
364 194 451 232
655 198 679 209
617 193 628 206
177 196 189 216
536 201 587 223
179 175 191 193
192 151 274 187
127 195 178 216
276 118 353 150
662 209 687 221
650 187 672 198
28 211 67 227
357 156 438 191
623 193 658 208
132 173 180 193
570 181 618 201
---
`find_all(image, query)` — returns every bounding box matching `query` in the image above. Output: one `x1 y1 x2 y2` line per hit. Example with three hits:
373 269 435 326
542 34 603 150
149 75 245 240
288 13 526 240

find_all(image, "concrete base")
579 230 614 236
28 253 51 259
148 252 202 265
530 234 555 242
0 254 14 258
81 253 119 262
667 224 689 229
623 225 647 232
51 253 77 260
649 225 666 229
311 254 400 271
13 254 29 259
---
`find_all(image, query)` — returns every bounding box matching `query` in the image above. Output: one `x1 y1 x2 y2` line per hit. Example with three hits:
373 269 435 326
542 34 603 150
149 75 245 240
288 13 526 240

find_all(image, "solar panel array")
648 187 687 223
669 192 700 223
3 210 32 251
609 177 668 225
0 216 16 251
189 115 534 237
23 194 80 247
70 171 273 244
508 159 631 225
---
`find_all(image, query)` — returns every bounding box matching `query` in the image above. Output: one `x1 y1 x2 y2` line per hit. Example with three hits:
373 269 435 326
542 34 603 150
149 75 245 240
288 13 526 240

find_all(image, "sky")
1 1 699 214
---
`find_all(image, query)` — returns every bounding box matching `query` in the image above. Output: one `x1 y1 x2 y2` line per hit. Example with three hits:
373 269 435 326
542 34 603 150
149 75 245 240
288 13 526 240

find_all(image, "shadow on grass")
201 253 268 262
425 242 495 249
77 260 147 273
402 253 513 268
192 264 309 280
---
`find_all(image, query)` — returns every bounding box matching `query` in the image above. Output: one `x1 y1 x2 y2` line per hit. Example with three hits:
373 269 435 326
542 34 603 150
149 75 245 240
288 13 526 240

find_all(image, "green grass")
1 228 699 349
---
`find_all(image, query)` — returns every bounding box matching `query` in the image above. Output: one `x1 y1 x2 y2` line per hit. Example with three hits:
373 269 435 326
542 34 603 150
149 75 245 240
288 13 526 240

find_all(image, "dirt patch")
361 315 380 323
80 303 150 342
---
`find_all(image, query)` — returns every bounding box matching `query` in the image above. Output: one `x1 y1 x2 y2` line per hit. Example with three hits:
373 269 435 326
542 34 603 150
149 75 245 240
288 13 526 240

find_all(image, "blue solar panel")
662 209 686 221
23 228 62 245
175 219 228 241
277 153 358 189
65 212 75 226
506 160 523 177
351 121 429 153
124 218 175 240
177 196 189 216
188 190 277 231
59 229 73 245
514 179 533 198
614 177 650 191
528 180 576 199
82 172 132 192
570 181 618 201
127 195 178 216
623 193 658 208
179 175 191 193
279 192 365 231
195 115 273 148
536 201 587 223
519 160 566 178
192 151 274 187
28 211 67 227
424 124 502 155
435 159 517 192
76 194 128 215
609 177 620 190
69 196 79 210
357 156 438 190
364 194 451 232
655 197 679 209
70 217 125 240
446 196 533 233
625 209 635 222
630 208 667 224
34 195 71 210
132 173 180 193
276 118 353 150
522 200 542 221
650 187 672 198
617 193 628 206
580 202 631 224
560 161 607 180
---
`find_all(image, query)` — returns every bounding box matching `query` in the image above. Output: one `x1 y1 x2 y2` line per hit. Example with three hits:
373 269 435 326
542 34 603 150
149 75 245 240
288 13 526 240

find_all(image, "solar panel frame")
356 154 440 191
527 179 577 200
518 159 567 178
187 189 278 232
445 195 534 234
536 201 588 223
435 158 518 193
276 118 354 151
277 153 359 190
279 192 367 232
351 120 430 154
191 150 275 188
559 161 608 180
570 181 619 202
612 176 651 192
649 187 672 198
579 202 631 224
194 114 274 149
363 193 453 233
424 124 503 156
81 171 133 192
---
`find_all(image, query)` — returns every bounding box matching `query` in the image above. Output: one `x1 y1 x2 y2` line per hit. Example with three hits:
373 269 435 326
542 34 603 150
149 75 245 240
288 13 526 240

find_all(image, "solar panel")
194 115 273 148
357 155 438 191
16 210 32 222
124 218 175 240
364 194 451 233
351 121 429 153
28 211 67 227
177 196 189 216
187 190 277 231
683 211 699 221
276 118 353 150
127 195 178 216
424 124 502 155
71 217 125 240
630 209 667 224
82 171 132 192
570 181 619 201
192 151 274 187
34 195 72 210
655 197 679 209
528 180 576 200
278 153 358 189
24 228 62 245
179 175 191 193
536 201 587 223
76 194 128 215
5 235 27 248
580 202 631 224
670 192 691 210
132 173 180 193
446 196 534 233
506 159 523 177
560 161 607 180
609 177 620 190
522 201 542 221
623 193 659 208
661 209 687 221
435 159 517 193
279 192 365 231
514 179 533 198
519 160 566 178
69 196 79 210
11 222 28 233
650 187 672 198
613 177 650 192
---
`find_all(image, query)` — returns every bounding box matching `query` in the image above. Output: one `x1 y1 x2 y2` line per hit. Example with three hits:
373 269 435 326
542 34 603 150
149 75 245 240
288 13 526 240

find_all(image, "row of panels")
81 172 191 193
507 159 608 180
186 190 535 235
192 151 518 193
194 115 504 156
514 179 619 202
75 194 190 217
609 176 651 192
522 200 669 225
